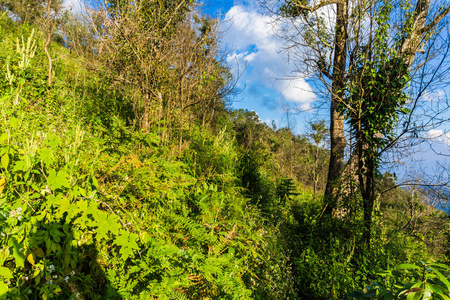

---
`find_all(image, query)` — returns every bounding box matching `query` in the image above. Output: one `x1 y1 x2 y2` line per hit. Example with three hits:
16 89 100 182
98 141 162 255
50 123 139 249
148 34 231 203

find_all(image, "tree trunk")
359 134 375 250
179 80 184 152
324 0 348 214
362 153 375 248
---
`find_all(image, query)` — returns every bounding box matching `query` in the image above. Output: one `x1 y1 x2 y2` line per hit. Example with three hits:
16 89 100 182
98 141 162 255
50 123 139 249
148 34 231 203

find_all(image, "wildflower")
9 207 23 220
28 290 32 294
48 264 55 273
64 276 70 282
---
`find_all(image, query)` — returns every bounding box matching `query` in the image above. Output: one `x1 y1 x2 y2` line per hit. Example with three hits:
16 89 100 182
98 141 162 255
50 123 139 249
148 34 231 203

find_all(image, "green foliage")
0 0 64 24
280 0 310 18
0 6 447 300
276 177 297 204
0 16 296 298
0 32 123 297
346 56 410 153
183 127 238 187
239 149 276 210
273 186 437 299
231 109 268 150
0 28 47 104
351 262 450 299
377 175 450 263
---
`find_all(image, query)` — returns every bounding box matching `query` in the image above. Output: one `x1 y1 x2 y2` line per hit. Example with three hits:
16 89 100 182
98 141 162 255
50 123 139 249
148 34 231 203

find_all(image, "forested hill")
0 1 449 299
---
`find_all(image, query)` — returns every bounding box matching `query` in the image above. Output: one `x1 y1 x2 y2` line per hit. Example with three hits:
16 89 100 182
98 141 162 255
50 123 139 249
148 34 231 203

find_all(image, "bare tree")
63 0 233 151
37 0 67 86
306 120 329 195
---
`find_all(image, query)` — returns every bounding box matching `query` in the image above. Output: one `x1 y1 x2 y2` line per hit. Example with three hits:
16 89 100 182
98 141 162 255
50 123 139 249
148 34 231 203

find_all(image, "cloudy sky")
201 0 320 131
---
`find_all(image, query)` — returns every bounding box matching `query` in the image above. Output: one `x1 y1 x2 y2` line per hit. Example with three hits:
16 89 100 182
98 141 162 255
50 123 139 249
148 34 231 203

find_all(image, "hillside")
0 2 449 299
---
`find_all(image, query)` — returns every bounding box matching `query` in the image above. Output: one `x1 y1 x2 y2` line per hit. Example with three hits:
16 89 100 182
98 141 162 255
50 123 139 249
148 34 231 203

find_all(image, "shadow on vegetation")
3 222 121 300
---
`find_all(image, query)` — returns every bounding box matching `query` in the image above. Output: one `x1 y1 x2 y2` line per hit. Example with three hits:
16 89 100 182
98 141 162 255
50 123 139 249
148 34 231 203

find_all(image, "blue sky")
200 0 320 132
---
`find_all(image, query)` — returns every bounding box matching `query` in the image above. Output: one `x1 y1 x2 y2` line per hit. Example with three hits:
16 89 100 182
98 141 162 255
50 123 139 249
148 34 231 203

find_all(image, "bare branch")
292 0 341 13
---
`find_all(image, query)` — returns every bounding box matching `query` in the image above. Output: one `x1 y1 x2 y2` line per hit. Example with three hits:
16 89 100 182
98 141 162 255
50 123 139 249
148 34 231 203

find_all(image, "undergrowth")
0 12 448 300
0 19 295 299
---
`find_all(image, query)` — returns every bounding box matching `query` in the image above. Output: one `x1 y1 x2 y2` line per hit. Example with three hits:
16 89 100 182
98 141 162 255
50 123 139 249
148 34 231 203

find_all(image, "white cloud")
423 89 447 102
427 129 450 146
223 5 316 108
263 118 279 127
276 78 315 108
63 0 86 14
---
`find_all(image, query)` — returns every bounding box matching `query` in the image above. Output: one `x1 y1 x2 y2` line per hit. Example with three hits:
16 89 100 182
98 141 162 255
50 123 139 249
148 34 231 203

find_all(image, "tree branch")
292 0 340 13
420 5 450 35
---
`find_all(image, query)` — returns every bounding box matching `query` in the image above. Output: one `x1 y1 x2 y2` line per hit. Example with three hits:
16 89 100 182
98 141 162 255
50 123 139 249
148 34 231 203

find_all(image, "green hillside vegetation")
0 1 449 299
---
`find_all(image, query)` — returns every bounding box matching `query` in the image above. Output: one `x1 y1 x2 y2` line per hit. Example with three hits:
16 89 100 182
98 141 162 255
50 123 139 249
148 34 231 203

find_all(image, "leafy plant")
351 262 450 299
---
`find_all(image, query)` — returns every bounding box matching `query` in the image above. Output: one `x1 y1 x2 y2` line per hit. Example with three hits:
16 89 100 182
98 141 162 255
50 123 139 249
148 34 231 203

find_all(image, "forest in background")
0 0 449 299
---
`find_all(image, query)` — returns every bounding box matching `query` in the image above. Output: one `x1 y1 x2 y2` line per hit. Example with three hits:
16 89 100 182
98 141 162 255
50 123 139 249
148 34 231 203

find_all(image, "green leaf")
91 176 99 189
34 248 45 257
399 108 411 114
1 154 8 170
139 231 151 245
53 286 62 294
430 263 450 270
47 169 70 190
439 294 450 300
115 230 139 261
37 148 54 165
396 264 420 270
432 268 450 291
426 283 445 294
9 238 25 268
406 289 423 300
0 281 9 297
12 160 27 172
0 133 7 143
0 267 13 279
0 248 9 266
129 266 141 274
10 117 18 130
